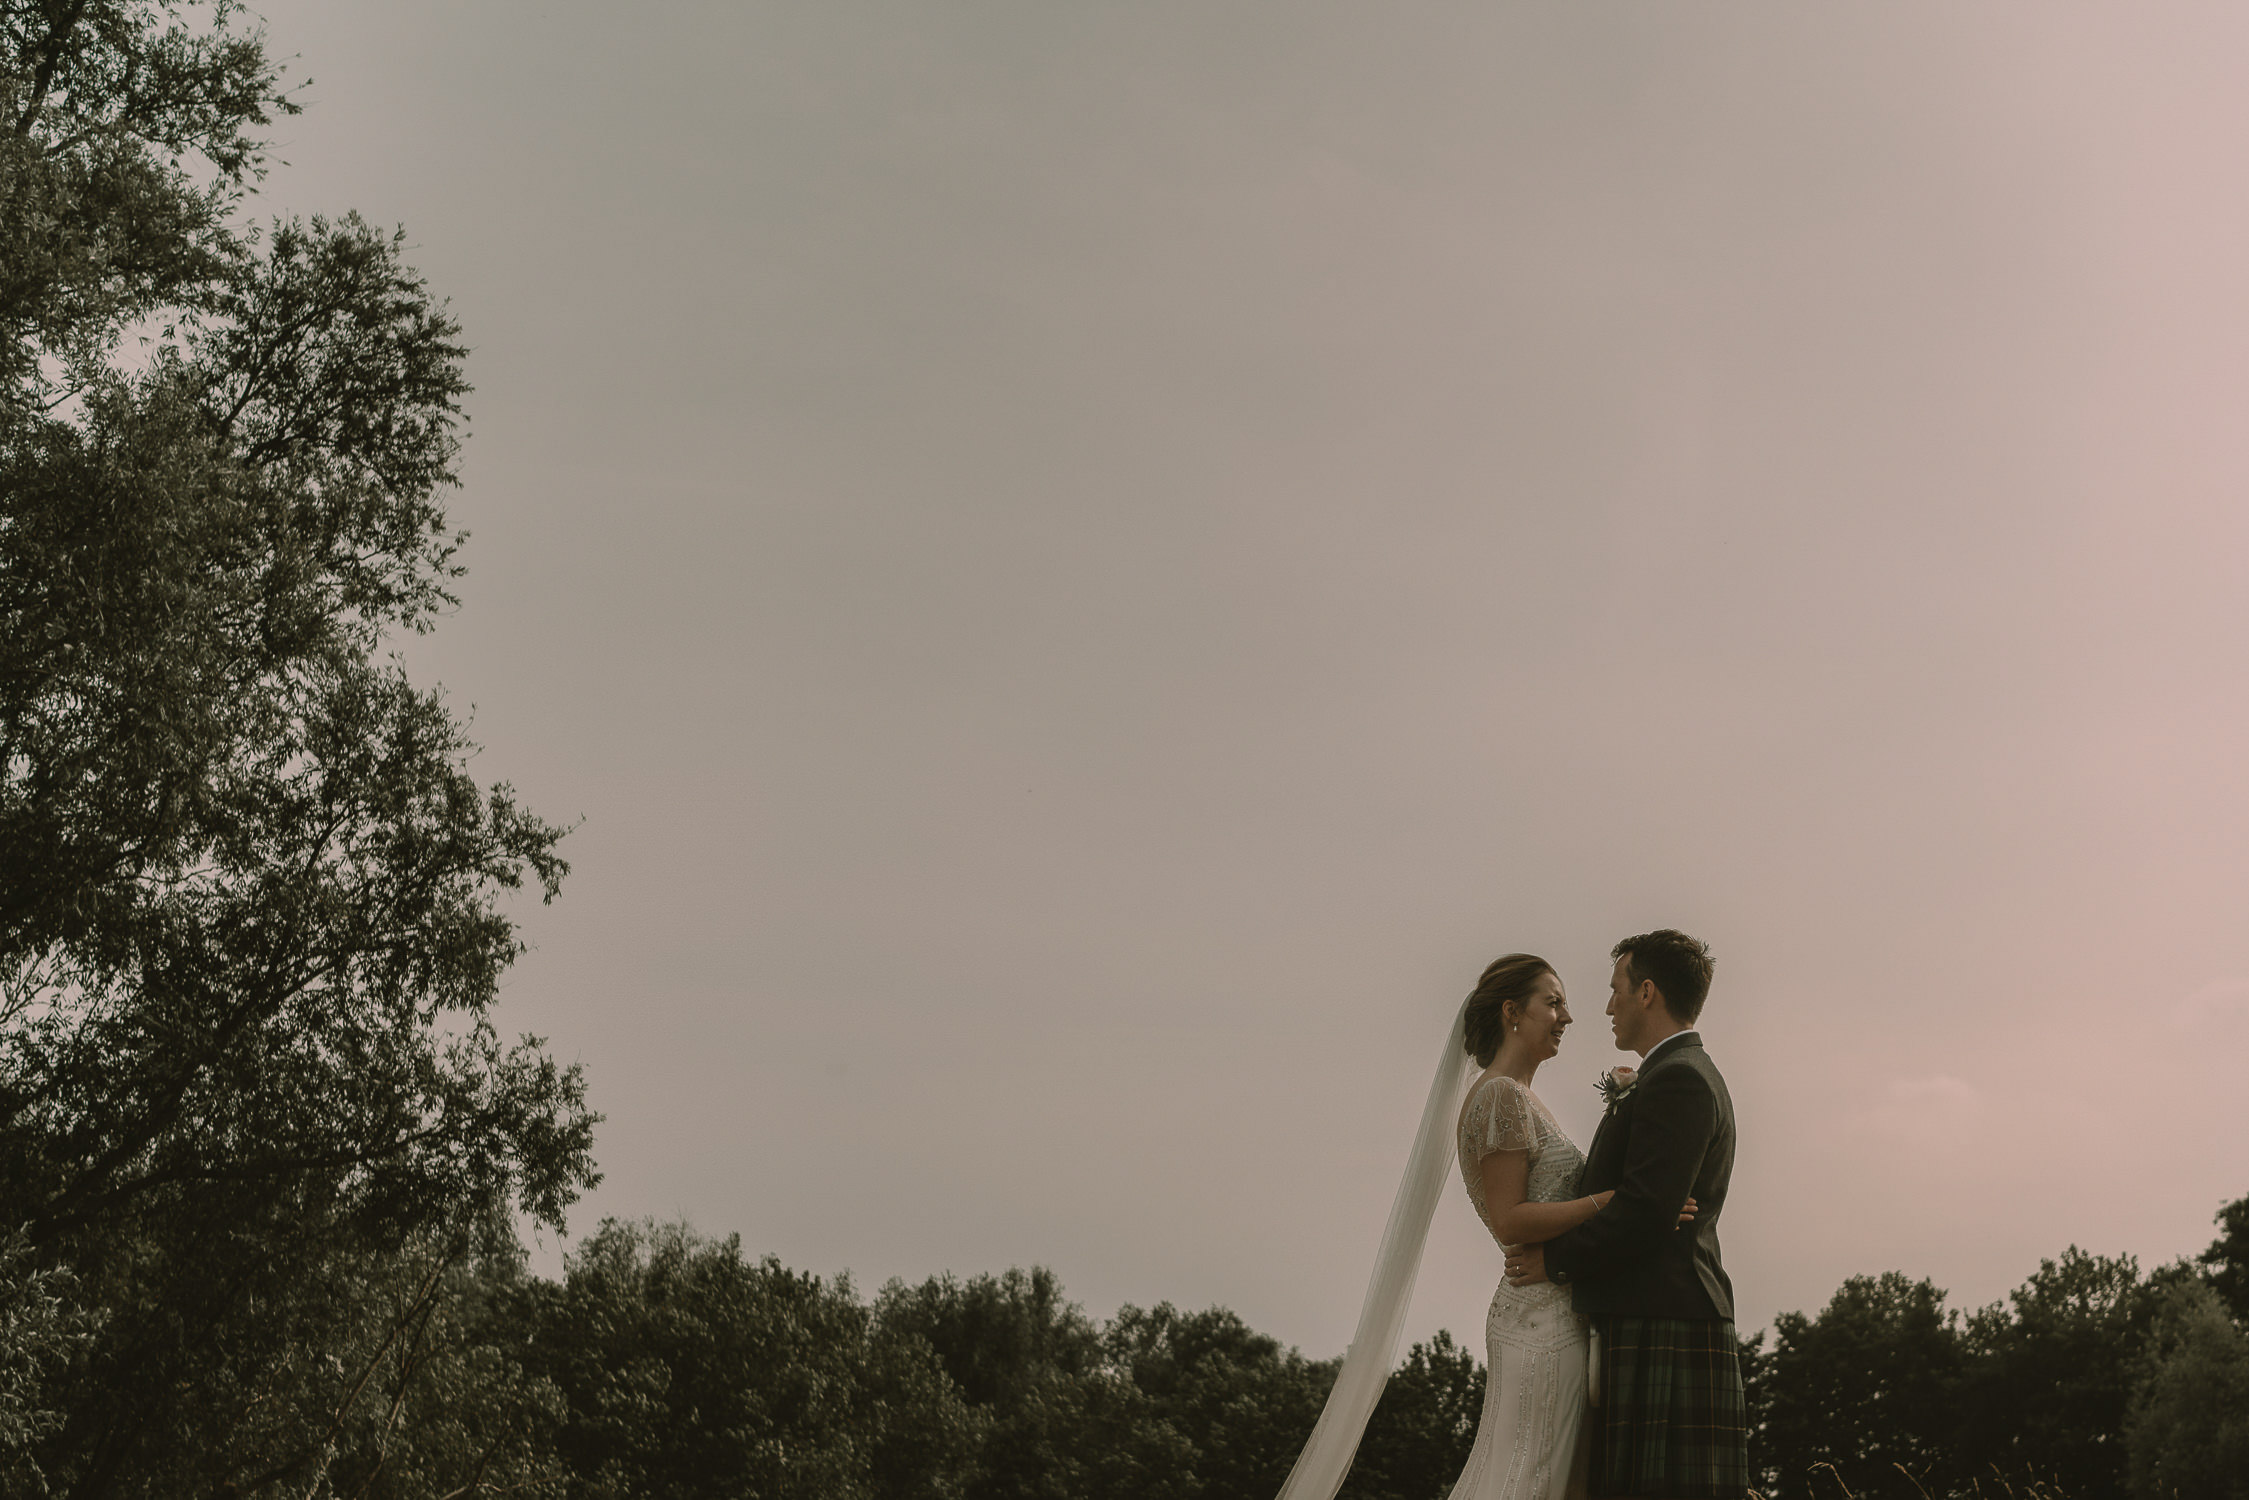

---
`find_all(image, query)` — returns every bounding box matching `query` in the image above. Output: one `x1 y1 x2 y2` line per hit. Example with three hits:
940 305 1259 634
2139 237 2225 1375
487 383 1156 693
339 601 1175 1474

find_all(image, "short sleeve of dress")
1462 1076 1539 1160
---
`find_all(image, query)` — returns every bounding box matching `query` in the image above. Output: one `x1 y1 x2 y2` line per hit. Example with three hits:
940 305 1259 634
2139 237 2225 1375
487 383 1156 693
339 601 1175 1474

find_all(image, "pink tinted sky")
250 2 2249 1352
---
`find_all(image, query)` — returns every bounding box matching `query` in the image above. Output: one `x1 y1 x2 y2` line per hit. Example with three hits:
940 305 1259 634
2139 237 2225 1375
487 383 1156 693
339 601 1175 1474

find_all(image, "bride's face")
1514 972 1571 1061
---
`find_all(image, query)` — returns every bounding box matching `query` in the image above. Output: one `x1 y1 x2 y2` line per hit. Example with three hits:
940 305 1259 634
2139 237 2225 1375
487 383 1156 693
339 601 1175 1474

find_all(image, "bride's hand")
1676 1196 1698 1228
1590 1190 1614 1209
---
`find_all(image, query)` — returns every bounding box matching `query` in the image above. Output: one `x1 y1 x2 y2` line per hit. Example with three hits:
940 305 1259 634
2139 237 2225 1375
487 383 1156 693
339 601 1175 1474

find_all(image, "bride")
1273 954 1689 1500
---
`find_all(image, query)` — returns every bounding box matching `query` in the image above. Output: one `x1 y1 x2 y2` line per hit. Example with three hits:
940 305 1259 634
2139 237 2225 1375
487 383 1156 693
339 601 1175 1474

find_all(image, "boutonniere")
1595 1065 1638 1114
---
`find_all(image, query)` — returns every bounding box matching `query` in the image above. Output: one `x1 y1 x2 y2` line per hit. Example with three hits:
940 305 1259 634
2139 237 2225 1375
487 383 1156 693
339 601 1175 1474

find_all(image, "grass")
1801 1460 2076 1499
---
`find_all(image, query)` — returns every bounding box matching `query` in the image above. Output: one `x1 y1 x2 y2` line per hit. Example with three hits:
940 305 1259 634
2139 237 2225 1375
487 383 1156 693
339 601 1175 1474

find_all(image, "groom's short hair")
1612 929 1715 1024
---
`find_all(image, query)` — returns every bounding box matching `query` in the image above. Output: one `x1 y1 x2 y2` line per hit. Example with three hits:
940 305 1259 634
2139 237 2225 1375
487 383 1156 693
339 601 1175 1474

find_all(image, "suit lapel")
1585 1090 1632 1191
1595 1039 1697 1186
1584 1038 1701 1191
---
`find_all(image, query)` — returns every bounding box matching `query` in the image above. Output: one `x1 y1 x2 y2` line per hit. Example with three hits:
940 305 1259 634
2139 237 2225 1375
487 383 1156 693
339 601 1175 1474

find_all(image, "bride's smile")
1500 975 1573 1072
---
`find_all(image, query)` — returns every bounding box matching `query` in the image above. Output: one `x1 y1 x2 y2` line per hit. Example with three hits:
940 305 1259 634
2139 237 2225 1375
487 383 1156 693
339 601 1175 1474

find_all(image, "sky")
244 1 2249 1355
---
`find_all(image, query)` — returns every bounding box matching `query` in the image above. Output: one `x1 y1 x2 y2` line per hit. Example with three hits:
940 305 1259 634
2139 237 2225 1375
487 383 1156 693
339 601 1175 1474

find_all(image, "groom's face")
1607 956 1646 1052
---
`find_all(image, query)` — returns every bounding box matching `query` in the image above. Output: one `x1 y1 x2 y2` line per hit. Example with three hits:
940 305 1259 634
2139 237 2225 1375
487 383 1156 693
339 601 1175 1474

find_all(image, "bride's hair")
1462 953 1555 1067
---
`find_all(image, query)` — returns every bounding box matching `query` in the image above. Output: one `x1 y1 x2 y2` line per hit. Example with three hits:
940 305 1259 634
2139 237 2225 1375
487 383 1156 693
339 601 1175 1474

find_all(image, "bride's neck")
1492 1046 1541 1087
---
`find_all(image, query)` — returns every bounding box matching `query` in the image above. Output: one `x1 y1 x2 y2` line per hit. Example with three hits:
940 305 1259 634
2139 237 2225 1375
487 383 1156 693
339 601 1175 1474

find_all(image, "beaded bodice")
1455 1075 1585 1252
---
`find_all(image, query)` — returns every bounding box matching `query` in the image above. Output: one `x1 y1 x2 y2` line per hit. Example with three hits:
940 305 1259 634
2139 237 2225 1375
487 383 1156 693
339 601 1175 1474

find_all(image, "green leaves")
192 213 472 637
1759 1271 1963 1500
527 1221 985 1500
2 5 592 1492
1954 1247 2165 1499
2126 1279 2249 1500
0 1231 98 1489
1749 1242 2249 1500
1335 1329 1481 1500
2199 1192 2249 1323
1 1 293 409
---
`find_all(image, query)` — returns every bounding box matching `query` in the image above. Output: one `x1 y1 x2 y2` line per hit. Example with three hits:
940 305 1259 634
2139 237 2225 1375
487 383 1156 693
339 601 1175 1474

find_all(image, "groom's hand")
1503 1244 1548 1287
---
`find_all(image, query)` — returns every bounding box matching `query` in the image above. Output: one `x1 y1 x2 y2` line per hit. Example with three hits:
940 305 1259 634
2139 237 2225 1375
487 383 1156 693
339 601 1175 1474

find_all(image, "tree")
2126 1278 2249 1500
1760 1272 1962 1499
878 1268 1197 1500
1106 1301 1334 1500
2 3 597 1491
2200 1193 2249 1324
240 1236 571 1500
526 1220 983 1500
1736 1327 1772 1491
879 1266 1105 1410
0 1232 98 1497
1338 1330 1483 1500
1955 1248 2164 1500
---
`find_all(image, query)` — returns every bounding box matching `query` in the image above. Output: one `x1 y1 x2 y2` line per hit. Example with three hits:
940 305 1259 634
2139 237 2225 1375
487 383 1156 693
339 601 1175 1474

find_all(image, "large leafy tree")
2127 1278 2249 1500
527 1220 982 1500
1954 1248 2169 1500
1 2 596 1493
877 1267 1199 1500
1758 1272 1963 1500
1106 1301 1336 1500
1336 1330 1482 1500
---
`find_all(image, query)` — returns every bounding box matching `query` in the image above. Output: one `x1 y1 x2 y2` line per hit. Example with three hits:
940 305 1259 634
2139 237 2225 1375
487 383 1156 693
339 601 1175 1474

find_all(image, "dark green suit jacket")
1544 1033 1736 1322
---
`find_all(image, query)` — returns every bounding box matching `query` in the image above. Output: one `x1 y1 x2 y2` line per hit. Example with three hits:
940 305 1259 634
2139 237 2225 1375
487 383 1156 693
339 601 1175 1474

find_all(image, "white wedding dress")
1447 1076 1592 1500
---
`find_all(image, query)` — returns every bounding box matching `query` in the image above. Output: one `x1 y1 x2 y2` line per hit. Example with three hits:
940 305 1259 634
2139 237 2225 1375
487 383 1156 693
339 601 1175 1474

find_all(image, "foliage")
875 1263 1477 1500
1737 1325 1772 1482
1337 1328 1483 1500
1760 1272 1962 1499
485 1217 2249 1500
2200 1193 2249 1324
526 1220 981 1500
1108 1301 1334 1500
3 2 595 1492
1954 1248 2167 1500
0 1231 98 1496
879 1268 1199 1500
2126 1277 2249 1500
1750 1242 2242 1500
226 1233 572 1500
880 1265 1104 1409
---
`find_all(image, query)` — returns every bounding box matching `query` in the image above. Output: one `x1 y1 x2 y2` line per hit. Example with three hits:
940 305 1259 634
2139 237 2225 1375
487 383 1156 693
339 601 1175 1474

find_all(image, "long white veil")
1274 996 1477 1500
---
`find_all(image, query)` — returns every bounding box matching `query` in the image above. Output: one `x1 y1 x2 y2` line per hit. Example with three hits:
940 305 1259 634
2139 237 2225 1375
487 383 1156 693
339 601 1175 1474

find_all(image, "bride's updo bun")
1462 953 1555 1068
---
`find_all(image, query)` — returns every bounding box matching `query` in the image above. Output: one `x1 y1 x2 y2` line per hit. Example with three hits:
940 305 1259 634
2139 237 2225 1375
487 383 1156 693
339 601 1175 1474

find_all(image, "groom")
1504 929 1747 1500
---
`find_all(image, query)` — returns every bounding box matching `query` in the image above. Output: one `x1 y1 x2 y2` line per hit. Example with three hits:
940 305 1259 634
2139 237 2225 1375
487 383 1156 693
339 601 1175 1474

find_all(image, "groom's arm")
1541 1064 1715 1286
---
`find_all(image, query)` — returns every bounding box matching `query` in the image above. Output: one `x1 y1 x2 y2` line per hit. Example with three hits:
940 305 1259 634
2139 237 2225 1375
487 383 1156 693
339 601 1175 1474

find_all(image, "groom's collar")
1641 1029 1701 1068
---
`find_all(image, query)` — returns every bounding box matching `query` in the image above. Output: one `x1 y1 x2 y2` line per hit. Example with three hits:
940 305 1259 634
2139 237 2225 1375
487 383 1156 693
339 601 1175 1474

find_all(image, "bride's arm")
1479 1149 1611 1245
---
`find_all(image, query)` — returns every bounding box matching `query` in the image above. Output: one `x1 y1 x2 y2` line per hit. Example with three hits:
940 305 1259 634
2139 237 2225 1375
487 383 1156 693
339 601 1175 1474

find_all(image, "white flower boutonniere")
1595 1065 1638 1114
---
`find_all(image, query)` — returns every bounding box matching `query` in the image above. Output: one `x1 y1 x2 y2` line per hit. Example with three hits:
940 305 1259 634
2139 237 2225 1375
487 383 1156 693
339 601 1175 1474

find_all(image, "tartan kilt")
1588 1316 1749 1499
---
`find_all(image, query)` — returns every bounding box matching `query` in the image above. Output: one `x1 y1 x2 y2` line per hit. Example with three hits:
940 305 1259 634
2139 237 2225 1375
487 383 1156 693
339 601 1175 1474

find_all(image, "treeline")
531 1205 2249 1500
1745 1197 2249 1498
16 1197 2245 1498
513 1205 2249 1500
463 1220 1484 1500
0 1205 1481 1497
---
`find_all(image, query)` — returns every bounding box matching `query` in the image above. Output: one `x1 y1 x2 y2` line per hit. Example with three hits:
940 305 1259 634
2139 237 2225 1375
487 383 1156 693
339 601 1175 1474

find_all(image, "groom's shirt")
1544 1029 1737 1322
1639 1029 1700 1070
